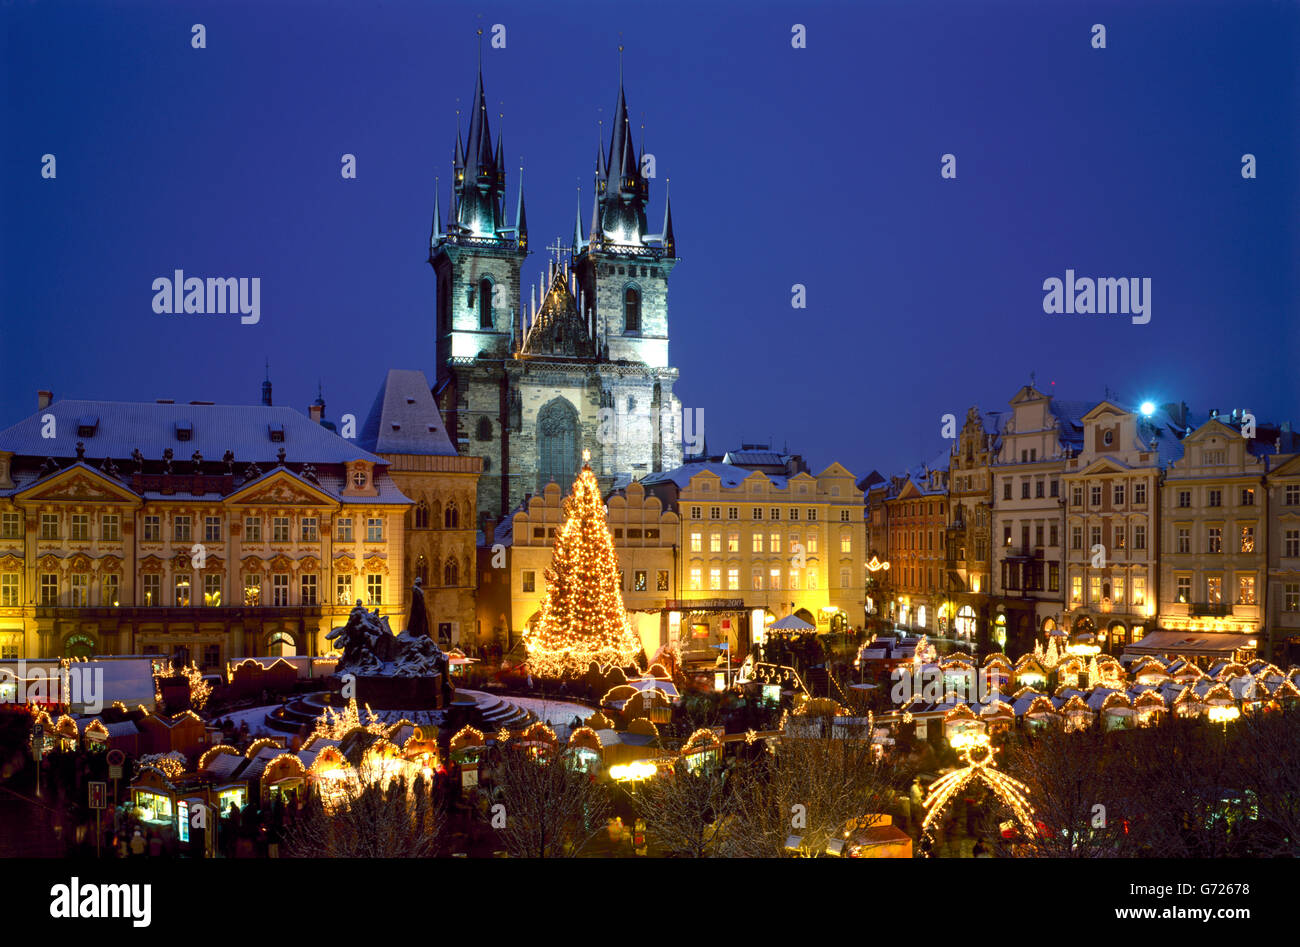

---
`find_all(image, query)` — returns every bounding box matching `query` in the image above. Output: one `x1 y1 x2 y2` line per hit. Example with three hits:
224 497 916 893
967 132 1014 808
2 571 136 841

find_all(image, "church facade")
430 64 682 524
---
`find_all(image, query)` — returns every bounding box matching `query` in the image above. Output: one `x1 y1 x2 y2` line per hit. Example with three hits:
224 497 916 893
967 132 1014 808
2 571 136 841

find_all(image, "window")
709 506 720 520
1113 484 1125 505
1090 485 1102 507
726 568 739 590
634 570 647 591
1207 527 1222 553
1113 576 1125 604
300 574 317 606
689 506 702 520
1176 527 1191 554
522 571 536 593
244 516 262 542
807 509 817 521
1049 524 1059 547
770 507 780 520
1178 491 1191 508
1113 525 1125 549
0 512 19 538
1071 486 1083 508
1005 525 1014 546
807 535 819 554
1 574 18 607
203 645 220 670
367 518 384 542
1021 481 1030 500
1071 526 1082 550
301 517 318 542
479 277 494 329
1175 575 1191 603
40 573 59 606
1090 526 1102 548
70 514 89 541
272 517 290 543
40 514 59 540
690 532 702 553
1285 583 1300 612
689 568 702 591
1237 574 1256 606
1241 488 1255 506
1240 526 1255 553
1089 575 1102 604
709 533 721 553
272 573 289 606
771 569 783 590
1003 481 1013 501
709 568 721 591
1285 530 1300 558
1048 562 1060 591
445 503 460 529
1134 525 1145 550
726 532 739 552
838 568 850 589
752 569 763 590
1035 524 1045 547
1134 481 1147 504
336 518 353 542
770 533 781 554
174 515 191 543
1208 489 1222 508
142 574 160 606
1050 479 1060 498
1203 449 1226 466
1287 484 1300 506
1132 577 1145 606
100 572 119 606
353 470 367 489
70 573 89 607
444 558 459 586
204 574 222 606
175 573 191 607
335 574 351 605
623 286 641 332
751 533 763 553
101 514 120 542
840 532 852 553
727 507 738 520
1207 576 1222 604
789 508 799 521
656 570 669 591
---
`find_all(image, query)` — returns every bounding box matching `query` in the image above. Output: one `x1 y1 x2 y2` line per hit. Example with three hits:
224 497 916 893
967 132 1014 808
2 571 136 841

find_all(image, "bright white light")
1140 401 1156 417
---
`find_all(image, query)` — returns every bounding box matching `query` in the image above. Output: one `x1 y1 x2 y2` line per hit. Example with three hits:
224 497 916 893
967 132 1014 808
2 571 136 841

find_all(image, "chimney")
309 402 323 423
37 390 53 410
483 514 497 545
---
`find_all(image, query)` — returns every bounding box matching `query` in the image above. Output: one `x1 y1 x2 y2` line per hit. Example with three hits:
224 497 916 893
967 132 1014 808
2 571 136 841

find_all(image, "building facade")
0 393 420 665
1266 448 1300 662
431 65 681 524
883 463 948 639
944 407 1000 647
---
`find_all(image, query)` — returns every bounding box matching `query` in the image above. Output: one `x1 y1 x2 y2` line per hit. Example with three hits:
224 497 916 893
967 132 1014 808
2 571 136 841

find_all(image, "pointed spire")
588 189 601 244
453 112 464 173
515 167 528 250
430 177 442 247
574 184 585 250
662 178 676 257
596 123 606 180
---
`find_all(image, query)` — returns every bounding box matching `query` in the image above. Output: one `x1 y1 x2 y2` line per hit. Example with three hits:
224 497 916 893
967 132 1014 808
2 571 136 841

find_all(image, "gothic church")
430 62 682 524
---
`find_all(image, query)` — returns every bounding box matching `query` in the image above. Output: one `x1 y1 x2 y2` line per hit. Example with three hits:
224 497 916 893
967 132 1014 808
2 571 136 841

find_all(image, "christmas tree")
527 450 641 677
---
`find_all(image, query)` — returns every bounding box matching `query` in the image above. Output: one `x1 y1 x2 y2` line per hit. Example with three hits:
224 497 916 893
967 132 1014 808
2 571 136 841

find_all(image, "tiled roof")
358 370 458 457
641 462 787 490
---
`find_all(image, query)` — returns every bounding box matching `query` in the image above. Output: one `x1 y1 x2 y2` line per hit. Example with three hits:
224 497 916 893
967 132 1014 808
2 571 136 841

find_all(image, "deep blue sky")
3 0 1297 480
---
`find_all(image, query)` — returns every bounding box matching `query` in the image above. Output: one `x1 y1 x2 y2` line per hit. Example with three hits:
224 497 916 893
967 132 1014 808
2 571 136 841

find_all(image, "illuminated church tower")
431 57 682 524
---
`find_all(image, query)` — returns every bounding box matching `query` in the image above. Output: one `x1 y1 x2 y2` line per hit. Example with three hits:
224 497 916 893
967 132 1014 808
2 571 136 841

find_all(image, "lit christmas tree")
527 450 641 677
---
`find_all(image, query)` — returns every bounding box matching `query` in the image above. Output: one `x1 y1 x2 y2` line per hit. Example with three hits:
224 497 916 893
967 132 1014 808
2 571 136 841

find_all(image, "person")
973 838 989 858
148 832 162 857
129 828 145 858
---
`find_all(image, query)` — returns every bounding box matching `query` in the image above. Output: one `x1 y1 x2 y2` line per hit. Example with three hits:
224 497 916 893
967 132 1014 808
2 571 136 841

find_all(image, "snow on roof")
0 399 385 466
640 461 788 490
358 369 458 457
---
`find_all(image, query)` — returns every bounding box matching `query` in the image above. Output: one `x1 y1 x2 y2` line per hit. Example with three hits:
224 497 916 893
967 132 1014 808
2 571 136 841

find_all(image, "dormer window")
268 424 285 443
1103 430 1114 446
352 470 367 489
76 416 99 438
174 420 193 441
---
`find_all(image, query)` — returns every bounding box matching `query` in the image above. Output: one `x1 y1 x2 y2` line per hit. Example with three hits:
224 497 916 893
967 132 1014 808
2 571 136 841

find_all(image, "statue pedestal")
354 674 445 711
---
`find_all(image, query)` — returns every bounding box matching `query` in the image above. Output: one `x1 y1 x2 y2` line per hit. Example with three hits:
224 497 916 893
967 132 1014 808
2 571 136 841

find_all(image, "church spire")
661 179 676 257
597 47 649 245
430 177 442 249
515 167 528 251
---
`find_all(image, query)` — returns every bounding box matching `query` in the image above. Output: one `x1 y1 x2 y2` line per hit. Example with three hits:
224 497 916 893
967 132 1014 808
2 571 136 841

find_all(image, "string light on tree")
920 730 1036 853
526 449 641 677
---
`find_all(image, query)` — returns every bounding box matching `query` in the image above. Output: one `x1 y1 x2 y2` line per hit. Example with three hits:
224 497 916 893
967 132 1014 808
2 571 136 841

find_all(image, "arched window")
444 501 460 529
476 417 493 441
414 500 429 529
443 557 459 587
537 397 580 494
415 555 428 584
479 278 494 329
623 285 641 333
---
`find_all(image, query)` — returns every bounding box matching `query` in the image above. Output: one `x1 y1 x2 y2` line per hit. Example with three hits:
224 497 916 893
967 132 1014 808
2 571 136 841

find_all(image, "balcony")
1189 602 1231 618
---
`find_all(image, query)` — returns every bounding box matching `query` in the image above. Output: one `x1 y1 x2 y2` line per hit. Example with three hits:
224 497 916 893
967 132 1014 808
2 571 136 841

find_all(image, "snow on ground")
210 704 286 738
500 695 597 739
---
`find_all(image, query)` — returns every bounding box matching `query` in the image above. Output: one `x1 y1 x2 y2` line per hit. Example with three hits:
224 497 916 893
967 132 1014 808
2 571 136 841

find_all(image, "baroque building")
944 407 1000 647
430 64 681 524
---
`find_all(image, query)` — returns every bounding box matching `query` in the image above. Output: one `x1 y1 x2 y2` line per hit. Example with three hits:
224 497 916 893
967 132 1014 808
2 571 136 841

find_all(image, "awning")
1124 631 1258 658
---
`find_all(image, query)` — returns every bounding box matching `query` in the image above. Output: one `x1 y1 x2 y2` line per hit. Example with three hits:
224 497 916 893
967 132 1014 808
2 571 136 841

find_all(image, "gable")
15 465 140 506
225 469 337 507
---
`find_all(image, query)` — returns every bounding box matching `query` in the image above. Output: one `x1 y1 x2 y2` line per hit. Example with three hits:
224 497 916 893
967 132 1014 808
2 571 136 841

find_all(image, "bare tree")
634 760 730 857
1231 707 1300 856
722 718 902 857
481 743 609 858
285 765 445 858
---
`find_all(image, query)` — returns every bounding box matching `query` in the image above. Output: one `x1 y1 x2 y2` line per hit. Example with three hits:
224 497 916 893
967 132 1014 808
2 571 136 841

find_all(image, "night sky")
3 0 1296 480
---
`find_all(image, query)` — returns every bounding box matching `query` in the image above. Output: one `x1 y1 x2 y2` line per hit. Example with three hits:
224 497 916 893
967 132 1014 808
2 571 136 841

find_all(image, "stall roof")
1125 632 1258 658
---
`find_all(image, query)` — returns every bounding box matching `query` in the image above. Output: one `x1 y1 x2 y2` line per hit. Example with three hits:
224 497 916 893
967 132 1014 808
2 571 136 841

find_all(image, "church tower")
431 53 681 525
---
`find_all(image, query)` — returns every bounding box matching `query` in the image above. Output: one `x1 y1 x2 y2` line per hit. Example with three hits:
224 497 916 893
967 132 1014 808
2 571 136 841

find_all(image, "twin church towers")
430 54 683 523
